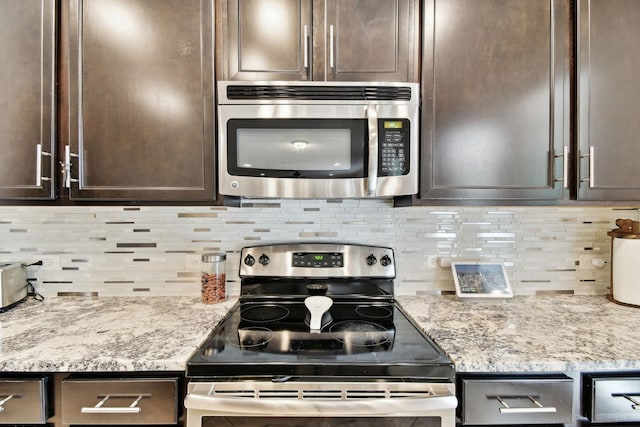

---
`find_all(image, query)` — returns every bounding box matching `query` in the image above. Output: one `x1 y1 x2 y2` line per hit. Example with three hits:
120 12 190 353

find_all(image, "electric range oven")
185 243 456 427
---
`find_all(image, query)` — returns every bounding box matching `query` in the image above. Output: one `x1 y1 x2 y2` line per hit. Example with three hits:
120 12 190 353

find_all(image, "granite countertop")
397 294 640 373
0 294 639 374
0 296 236 372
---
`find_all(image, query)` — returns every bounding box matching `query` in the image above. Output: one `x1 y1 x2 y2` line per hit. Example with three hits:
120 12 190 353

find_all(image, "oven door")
185 381 457 427
218 104 417 199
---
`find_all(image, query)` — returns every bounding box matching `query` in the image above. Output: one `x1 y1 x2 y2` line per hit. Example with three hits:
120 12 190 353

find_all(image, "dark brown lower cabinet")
583 372 640 424
61 375 180 425
0 375 50 424
457 373 574 425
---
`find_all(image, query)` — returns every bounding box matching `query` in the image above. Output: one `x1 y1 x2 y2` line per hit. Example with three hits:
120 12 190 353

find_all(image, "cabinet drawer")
62 378 178 425
459 375 573 425
0 378 48 424
584 374 640 423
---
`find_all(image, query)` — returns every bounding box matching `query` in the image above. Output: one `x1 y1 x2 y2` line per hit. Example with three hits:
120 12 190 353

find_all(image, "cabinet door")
67 0 215 201
0 0 56 200
578 0 640 200
224 0 312 80
420 0 568 201
323 0 418 82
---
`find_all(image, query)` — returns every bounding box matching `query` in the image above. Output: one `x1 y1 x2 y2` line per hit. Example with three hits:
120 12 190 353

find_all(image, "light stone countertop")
0 294 638 374
0 296 236 372
397 294 640 373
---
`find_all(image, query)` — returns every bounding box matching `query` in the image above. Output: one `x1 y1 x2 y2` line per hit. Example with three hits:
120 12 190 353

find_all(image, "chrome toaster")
0 262 27 311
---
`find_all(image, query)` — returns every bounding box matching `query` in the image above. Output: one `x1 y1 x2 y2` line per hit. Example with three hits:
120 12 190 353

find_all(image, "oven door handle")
366 104 378 197
185 393 457 416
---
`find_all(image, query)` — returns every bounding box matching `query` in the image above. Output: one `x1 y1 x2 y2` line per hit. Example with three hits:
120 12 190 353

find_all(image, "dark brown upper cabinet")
420 0 569 201
65 0 215 201
577 0 640 201
0 0 56 200
218 0 419 82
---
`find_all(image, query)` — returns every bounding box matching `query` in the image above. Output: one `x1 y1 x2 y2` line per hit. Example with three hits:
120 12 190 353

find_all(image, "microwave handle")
367 104 378 196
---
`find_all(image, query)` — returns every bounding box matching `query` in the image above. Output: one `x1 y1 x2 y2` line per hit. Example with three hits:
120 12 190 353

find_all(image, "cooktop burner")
240 304 289 322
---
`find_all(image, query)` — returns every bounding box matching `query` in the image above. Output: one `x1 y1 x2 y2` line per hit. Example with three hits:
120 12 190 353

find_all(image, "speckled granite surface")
0 297 236 372
397 294 640 373
0 295 638 374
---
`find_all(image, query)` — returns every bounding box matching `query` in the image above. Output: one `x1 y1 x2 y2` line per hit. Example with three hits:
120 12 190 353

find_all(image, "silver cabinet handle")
63 145 80 189
589 145 595 188
0 394 20 413
493 395 557 414
612 393 640 410
303 25 309 69
36 144 52 186
329 25 335 69
366 104 378 197
554 146 569 188
579 145 595 188
563 145 569 188
81 394 150 414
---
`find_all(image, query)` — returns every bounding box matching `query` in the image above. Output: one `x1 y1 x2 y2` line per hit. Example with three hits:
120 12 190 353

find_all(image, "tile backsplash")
0 200 636 297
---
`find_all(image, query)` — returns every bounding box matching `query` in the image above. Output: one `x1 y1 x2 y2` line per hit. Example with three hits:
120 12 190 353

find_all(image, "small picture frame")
451 262 513 299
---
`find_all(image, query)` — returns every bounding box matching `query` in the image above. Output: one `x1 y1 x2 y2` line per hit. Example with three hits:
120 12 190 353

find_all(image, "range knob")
366 254 377 266
380 255 392 267
244 254 256 266
259 253 270 266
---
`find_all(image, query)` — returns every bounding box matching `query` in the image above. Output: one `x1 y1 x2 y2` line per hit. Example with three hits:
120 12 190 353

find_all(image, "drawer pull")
0 394 21 412
491 395 557 414
612 393 640 410
81 394 151 414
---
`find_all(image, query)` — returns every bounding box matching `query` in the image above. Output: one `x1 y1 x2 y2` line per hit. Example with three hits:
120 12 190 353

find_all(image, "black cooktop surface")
187 299 454 381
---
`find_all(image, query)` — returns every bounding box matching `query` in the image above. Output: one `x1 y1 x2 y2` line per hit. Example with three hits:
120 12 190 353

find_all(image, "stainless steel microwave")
217 81 419 199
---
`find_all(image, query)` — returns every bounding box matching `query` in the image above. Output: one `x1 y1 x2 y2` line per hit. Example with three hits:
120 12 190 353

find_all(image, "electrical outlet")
578 254 606 270
185 254 202 269
40 256 60 269
427 255 439 268
438 257 452 268
427 256 452 268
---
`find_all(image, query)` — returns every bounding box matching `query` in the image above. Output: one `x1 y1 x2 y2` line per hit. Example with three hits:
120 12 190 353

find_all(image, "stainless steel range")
185 243 456 426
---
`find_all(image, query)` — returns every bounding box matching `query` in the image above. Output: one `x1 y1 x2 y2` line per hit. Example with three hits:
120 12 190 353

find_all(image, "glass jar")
201 253 226 303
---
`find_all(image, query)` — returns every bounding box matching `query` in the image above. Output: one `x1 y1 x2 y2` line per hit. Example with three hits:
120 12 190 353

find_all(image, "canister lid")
202 253 226 262
608 218 640 239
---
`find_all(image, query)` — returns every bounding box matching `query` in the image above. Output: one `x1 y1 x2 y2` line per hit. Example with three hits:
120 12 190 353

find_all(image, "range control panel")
240 243 395 279
378 119 410 177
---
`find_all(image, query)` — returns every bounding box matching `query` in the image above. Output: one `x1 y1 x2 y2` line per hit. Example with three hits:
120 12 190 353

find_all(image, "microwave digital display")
384 121 403 129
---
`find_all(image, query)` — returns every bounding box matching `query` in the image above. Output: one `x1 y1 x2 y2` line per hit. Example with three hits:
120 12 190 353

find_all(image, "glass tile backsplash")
0 201 636 297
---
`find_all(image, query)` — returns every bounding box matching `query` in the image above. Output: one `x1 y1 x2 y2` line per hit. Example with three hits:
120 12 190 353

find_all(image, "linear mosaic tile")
0 201 637 297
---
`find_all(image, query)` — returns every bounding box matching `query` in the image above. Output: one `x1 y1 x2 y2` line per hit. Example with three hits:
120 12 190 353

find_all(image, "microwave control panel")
378 119 410 176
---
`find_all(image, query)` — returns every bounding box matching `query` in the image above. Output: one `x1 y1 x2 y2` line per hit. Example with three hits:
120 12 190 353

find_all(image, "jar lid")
202 253 226 262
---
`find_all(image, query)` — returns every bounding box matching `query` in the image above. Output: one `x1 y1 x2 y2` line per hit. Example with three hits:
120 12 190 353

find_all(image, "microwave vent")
226 85 413 101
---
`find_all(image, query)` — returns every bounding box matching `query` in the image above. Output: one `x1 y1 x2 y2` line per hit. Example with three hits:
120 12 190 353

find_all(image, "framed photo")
451 262 513 299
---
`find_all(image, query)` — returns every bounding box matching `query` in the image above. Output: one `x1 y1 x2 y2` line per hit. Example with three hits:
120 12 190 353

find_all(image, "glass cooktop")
187 300 454 381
